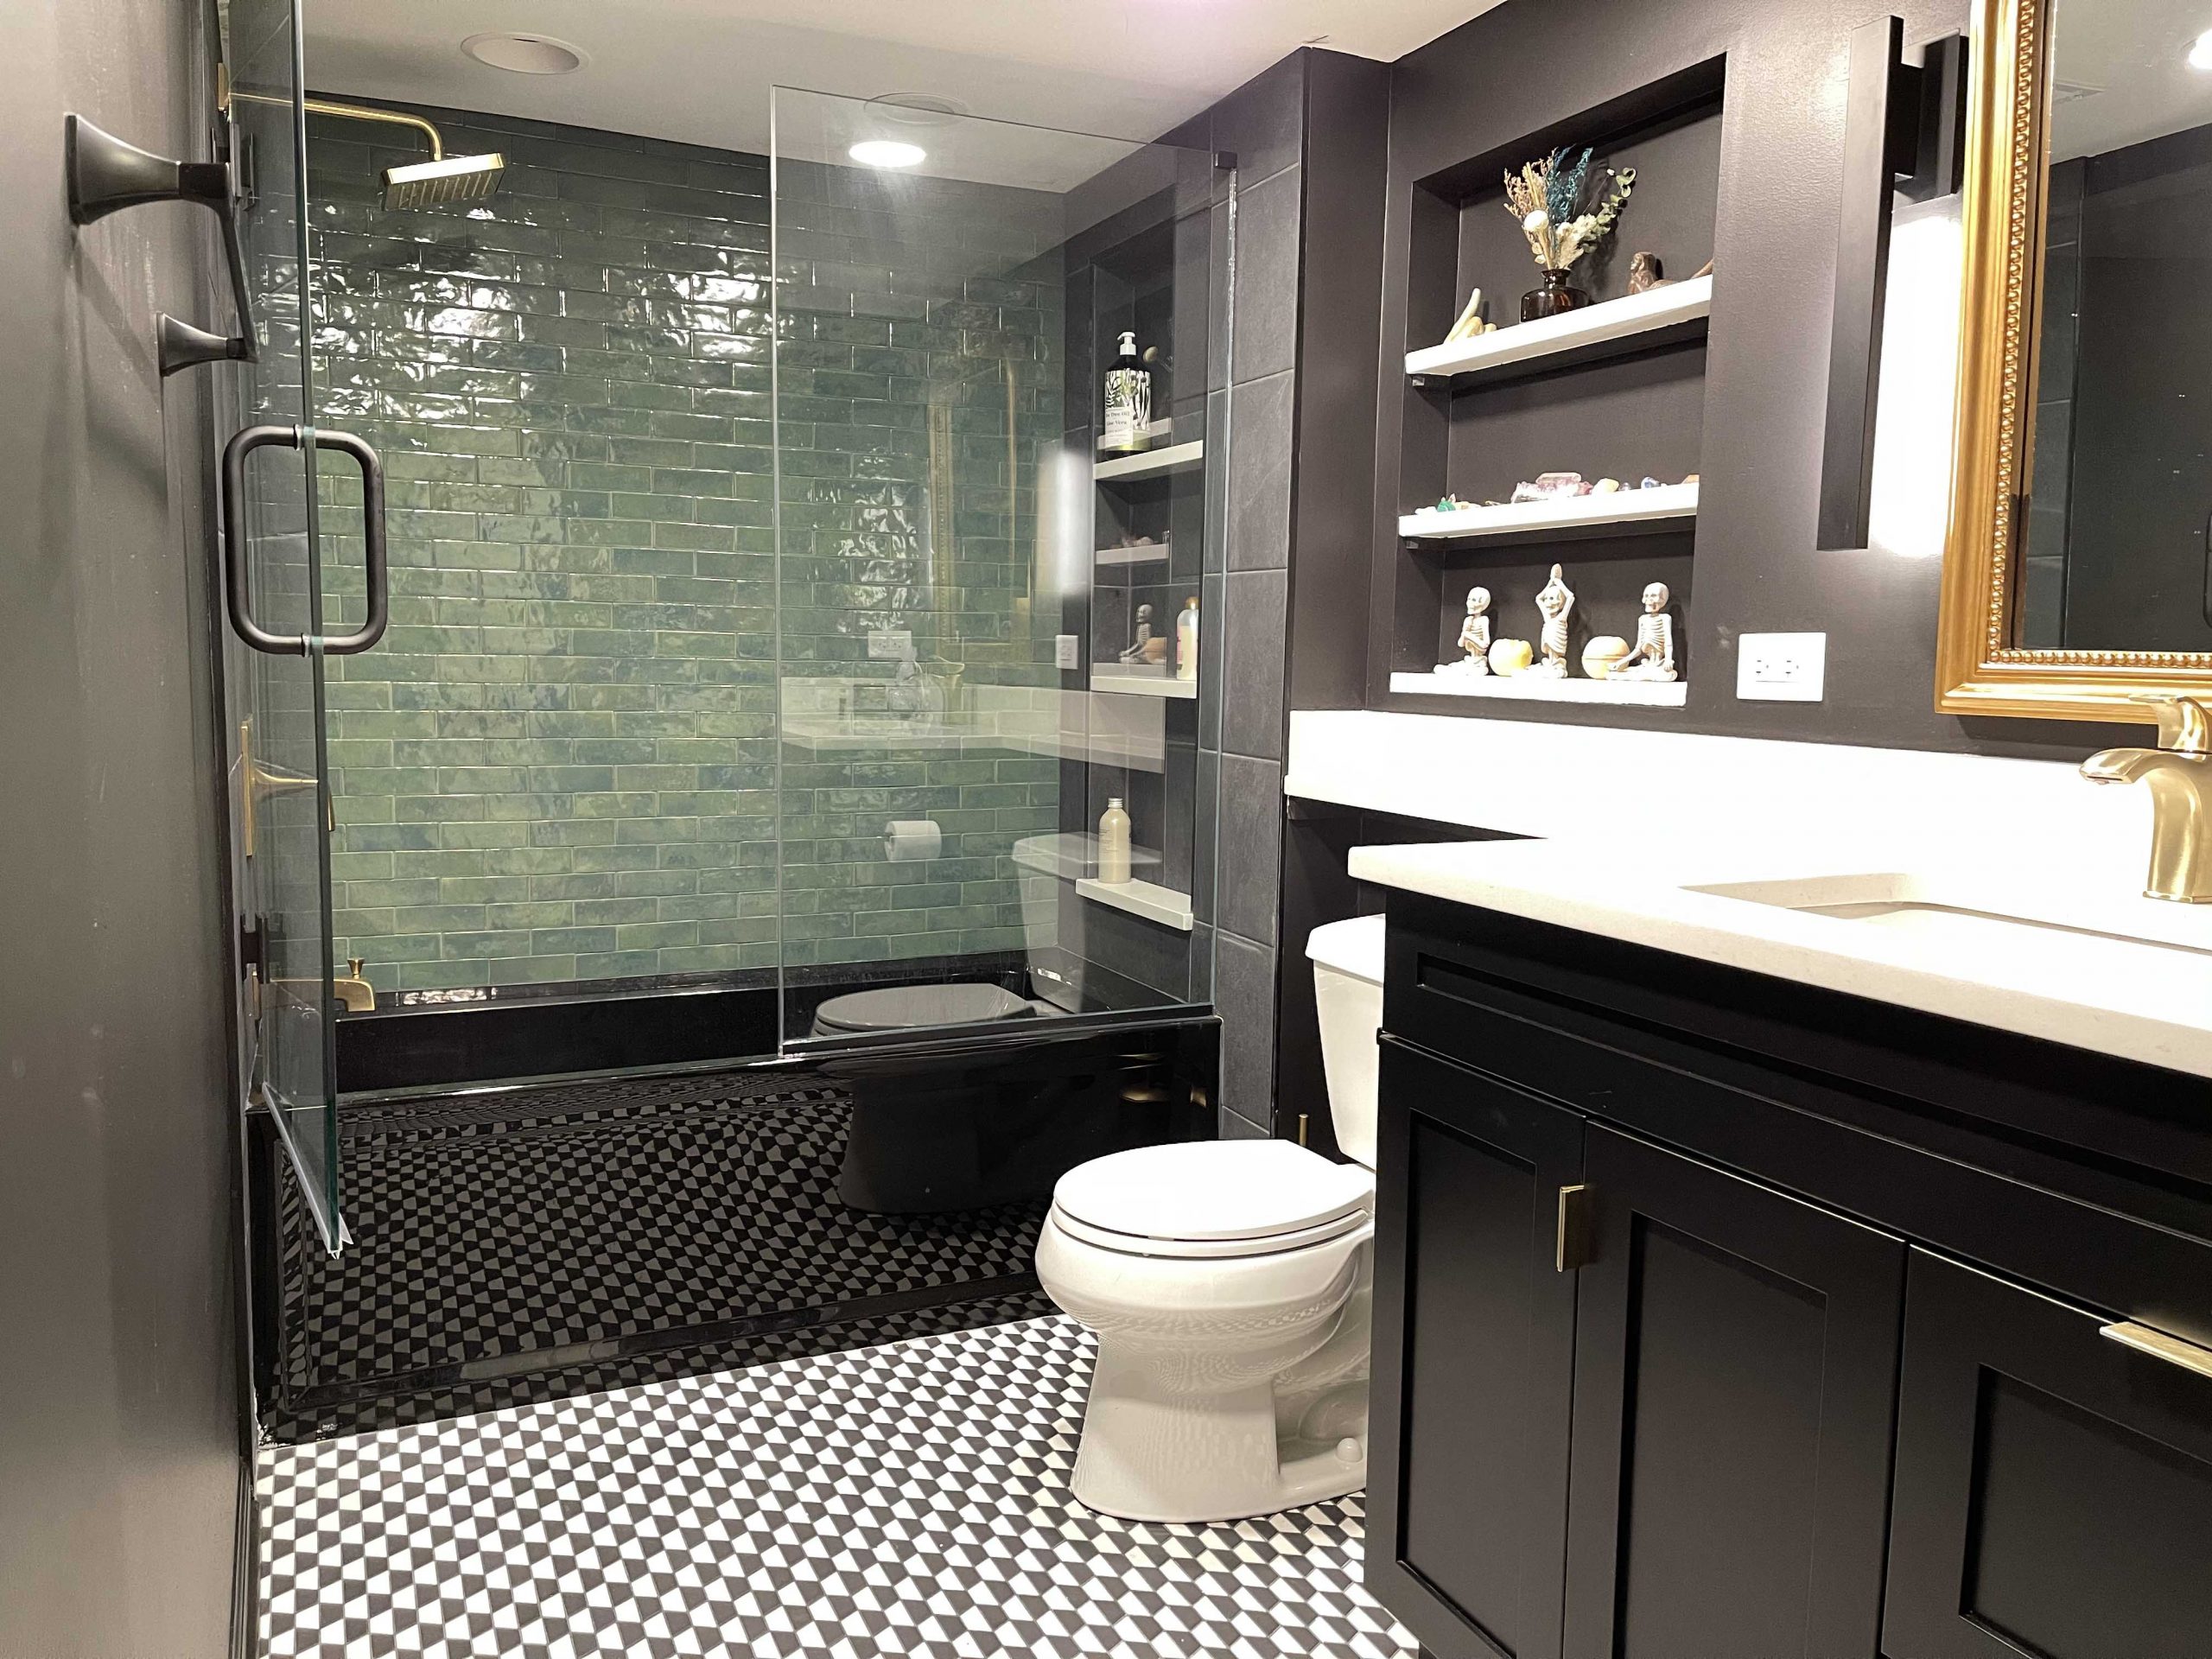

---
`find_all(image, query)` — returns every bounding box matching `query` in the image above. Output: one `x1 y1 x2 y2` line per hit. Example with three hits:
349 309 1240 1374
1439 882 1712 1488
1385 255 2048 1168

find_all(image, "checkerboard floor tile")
258 1313 1417 1658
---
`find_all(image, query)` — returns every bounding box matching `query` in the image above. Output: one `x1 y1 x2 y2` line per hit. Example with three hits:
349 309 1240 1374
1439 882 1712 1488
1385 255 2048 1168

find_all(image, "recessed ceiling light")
849 139 927 168
866 93 966 128
2190 28 2212 69
462 32 586 75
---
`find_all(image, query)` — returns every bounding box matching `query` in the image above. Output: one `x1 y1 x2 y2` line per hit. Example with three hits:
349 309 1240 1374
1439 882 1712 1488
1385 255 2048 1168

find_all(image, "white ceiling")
2050 0 2212 161
302 0 1505 164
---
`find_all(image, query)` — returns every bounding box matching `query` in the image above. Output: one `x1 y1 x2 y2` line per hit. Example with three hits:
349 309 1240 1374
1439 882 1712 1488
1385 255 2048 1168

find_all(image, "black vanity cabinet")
1367 893 2212 1659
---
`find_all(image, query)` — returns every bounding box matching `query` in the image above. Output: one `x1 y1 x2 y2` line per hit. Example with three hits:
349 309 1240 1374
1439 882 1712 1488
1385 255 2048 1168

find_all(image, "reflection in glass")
2024 0 2212 652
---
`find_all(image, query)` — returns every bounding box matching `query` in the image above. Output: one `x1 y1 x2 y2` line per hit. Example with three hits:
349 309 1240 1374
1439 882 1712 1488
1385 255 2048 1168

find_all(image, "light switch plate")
867 628 913 660
1055 633 1080 671
1737 631 1827 702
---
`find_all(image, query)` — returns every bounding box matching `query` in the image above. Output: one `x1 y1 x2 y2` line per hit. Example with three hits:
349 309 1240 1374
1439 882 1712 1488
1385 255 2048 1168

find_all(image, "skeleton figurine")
1118 603 1156 664
1440 587 1492 675
1613 582 1679 681
1531 564 1575 677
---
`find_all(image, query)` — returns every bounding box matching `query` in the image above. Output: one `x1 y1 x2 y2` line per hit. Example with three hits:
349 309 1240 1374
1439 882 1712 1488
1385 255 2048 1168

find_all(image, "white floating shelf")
1094 440 1204 483
1400 481 1699 543
1090 668 1197 699
1390 671 1688 708
1074 874 1195 931
1096 538 1172 567
1406 275 1713 384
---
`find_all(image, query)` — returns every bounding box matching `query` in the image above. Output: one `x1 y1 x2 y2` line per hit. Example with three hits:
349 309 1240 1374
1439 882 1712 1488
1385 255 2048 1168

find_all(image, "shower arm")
220 79 448 162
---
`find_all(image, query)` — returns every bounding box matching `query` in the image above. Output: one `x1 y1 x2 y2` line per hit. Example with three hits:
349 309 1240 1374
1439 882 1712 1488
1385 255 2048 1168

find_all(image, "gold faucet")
332 958 377 1014
2082 695 2212 902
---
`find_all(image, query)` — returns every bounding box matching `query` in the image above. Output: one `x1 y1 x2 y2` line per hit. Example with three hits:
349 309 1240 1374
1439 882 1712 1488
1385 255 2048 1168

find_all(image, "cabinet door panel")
1562 1128 1905 1659
1370 1039 1584 1659
1884 1250 2212 1659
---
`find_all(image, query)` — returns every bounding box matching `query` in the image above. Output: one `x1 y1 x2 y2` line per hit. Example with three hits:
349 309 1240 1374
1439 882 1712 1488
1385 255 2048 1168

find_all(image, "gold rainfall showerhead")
222 76 506 210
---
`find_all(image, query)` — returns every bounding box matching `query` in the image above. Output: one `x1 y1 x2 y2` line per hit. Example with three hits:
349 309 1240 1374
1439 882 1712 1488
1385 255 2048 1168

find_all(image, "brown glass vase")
1520 268 1591 322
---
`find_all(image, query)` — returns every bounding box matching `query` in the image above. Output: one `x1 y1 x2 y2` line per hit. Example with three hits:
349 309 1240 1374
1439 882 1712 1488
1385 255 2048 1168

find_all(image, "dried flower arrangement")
1503 148 1637 274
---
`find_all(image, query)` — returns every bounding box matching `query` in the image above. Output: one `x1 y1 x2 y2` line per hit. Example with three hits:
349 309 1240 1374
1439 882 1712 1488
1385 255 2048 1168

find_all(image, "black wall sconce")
66 112 257 376
1817 17 1967 550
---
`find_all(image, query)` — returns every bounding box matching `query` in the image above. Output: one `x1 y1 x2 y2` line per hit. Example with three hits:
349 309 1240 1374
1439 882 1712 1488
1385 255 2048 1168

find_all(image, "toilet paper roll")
883 819 943 862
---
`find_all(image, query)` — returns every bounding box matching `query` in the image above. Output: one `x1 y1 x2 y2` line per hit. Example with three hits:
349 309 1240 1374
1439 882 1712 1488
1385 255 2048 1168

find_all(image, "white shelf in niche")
1096 538 1172 567
1400 481 1699 543
1074 874 1195 931
1094 440 1204 483
1391 671 1688 708
1406 275 1713 384
1090 667 1197 699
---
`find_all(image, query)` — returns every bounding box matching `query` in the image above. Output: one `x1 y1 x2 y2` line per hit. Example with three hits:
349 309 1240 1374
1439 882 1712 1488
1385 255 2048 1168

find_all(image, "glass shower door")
771 91 1225 1050
223 0 346 1249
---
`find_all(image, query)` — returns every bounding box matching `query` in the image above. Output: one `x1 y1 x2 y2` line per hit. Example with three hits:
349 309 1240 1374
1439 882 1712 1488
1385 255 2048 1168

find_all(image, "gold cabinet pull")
1555 1183 1593 1273
2100 1321 2212 1382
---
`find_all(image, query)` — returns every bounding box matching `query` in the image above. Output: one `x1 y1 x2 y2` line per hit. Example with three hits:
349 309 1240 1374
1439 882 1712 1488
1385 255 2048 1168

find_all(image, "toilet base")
1069 1342 1369 1523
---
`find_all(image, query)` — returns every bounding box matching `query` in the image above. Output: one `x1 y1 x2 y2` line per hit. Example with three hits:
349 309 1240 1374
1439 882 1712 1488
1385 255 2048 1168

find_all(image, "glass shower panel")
772 91 1224 1047
224 0 343 1244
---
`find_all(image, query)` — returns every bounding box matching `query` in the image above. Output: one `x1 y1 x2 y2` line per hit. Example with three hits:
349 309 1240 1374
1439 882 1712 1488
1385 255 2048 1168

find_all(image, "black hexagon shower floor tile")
257 1313 1418 1658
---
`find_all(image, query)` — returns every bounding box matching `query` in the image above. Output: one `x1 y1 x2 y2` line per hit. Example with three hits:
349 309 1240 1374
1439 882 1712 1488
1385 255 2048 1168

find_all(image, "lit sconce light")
849 139 926 168
2190 28 2212 70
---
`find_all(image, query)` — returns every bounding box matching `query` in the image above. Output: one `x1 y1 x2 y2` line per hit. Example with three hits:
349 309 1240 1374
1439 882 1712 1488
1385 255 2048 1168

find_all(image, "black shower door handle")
220 424 390 657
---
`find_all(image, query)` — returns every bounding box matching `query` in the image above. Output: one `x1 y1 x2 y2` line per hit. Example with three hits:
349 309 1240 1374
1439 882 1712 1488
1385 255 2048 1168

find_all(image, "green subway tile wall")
306 104 1058 993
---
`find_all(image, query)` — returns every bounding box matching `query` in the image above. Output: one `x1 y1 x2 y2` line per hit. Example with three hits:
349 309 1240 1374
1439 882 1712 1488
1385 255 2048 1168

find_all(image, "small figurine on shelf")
1613 582 1679 682
1532 564 1576 677
1119 603 1157 666
1443 287 1497 343
1628 252 1665 294
1438 587 1492 676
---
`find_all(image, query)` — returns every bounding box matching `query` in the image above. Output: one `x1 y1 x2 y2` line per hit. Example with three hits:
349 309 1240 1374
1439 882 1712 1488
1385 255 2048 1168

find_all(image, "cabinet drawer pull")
1555 1183 1593 1273
2100 1320 2212 1382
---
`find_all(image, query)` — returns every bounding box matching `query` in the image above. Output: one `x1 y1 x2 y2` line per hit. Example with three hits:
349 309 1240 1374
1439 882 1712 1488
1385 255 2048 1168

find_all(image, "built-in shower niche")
1384 60 1721 709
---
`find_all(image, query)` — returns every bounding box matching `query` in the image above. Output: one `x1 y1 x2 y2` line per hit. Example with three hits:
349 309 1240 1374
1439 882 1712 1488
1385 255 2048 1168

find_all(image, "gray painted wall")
0 2 245 1653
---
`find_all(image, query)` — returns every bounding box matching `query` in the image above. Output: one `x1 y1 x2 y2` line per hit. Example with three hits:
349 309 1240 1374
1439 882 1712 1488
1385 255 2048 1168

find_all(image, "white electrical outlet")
867 629 913 661
1054 633 1081 671
1737 632 1827 702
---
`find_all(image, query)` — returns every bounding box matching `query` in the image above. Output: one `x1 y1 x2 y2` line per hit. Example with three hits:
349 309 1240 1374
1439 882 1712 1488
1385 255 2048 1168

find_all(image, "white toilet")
1034 912 1387 1522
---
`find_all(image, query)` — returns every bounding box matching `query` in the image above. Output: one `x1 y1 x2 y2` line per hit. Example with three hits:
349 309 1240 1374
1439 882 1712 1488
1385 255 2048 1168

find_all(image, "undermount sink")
1690 871 2212 964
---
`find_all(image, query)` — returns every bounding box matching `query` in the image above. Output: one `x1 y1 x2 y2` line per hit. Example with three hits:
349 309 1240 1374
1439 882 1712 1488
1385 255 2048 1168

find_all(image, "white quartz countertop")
1348 837 2212 1082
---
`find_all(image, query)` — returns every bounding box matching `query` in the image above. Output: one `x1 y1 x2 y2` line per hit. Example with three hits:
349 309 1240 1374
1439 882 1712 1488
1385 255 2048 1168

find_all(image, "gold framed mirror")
1938 0 2212 720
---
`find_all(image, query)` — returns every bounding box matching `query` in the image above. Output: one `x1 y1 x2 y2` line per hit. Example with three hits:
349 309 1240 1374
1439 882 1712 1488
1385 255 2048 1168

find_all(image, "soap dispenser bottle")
1097 797 1132 884
1101 331 1151 454
1175 595 1199 683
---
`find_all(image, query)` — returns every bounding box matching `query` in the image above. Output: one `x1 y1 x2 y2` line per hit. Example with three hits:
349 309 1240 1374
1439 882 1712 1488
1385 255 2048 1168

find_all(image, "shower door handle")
220 424 390 657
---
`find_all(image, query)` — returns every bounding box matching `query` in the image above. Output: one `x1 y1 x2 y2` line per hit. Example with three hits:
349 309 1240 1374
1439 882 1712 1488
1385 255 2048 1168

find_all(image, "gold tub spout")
331 958 377 1014
2082 696 2212 902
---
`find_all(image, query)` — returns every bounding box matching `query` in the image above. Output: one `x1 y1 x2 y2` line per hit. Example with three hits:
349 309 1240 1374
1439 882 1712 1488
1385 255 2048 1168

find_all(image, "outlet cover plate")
867 628 913 661
1055 633 1080 671
1737 631 1827 702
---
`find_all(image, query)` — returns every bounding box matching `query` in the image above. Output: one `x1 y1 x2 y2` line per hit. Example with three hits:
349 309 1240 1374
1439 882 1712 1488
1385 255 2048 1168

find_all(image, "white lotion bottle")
1097 798 1132 884
1175 596 1198 683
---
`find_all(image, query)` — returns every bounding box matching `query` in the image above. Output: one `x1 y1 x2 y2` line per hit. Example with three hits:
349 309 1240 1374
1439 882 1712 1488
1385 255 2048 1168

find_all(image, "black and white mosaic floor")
259 1313 1417 1659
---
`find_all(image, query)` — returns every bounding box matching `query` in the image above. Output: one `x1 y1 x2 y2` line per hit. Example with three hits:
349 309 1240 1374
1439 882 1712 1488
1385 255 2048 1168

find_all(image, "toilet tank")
1304 915 1386 1169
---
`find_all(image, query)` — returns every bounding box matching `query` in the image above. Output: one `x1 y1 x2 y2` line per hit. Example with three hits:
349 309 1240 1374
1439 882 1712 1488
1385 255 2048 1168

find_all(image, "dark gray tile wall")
1186 54 1309 1136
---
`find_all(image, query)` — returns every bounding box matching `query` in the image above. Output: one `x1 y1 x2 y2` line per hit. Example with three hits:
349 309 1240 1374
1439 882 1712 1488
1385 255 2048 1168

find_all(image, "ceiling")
302 0 1505 165
2050 0 2212 161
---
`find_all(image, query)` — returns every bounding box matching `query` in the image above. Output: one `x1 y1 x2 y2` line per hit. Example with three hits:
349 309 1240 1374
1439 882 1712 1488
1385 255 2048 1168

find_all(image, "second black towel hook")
66 111 257 376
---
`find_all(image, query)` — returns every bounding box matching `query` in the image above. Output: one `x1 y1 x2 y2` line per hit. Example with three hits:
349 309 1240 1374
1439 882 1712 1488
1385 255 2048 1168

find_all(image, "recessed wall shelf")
1400 481 1699 543
1090 667 1197 699
1094 440 1204 483
1073 874 1195 931
1406 276 1713 385
1096 538 1172 566
1389 670 1688 708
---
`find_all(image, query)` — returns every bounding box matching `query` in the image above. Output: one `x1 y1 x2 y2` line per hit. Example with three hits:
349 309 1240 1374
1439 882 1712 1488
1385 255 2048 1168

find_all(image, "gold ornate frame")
1936 0 2212 720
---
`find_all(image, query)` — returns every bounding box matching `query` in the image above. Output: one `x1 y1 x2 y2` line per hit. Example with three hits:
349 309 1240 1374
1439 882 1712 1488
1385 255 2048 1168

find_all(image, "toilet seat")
1051 1140 1374 1260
